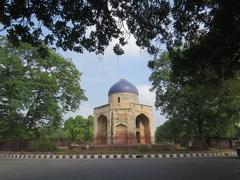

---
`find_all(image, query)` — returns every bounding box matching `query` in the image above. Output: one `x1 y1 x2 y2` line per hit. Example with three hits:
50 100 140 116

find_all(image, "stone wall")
94 92 154 145
109 92 138 109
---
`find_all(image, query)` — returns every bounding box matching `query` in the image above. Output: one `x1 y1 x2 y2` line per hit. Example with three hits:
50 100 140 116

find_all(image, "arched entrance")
96 115 107 144
115 124 127 144
136 114 151 144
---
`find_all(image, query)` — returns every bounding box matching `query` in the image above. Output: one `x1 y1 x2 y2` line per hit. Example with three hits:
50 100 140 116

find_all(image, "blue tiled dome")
108 79 139 96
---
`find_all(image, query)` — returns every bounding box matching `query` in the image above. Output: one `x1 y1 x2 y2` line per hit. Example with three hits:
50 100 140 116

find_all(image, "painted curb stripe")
0 151 237 160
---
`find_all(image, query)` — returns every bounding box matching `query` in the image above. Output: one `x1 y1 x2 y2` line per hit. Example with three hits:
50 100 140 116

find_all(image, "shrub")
237 148 240 157
27 140 58 152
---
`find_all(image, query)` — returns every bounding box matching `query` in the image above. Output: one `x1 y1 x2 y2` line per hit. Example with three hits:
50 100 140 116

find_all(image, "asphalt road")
0 157 239 180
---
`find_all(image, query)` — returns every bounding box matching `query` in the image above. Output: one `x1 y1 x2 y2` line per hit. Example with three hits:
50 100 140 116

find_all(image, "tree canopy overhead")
1 0 239 78
0 0 170 55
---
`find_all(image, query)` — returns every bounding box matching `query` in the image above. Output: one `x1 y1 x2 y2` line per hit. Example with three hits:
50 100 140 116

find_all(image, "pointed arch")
96 114 107 144
136 113 151 144
115 123 127 144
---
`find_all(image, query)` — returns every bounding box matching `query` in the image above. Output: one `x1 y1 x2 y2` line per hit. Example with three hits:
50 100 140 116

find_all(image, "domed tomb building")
94 79 154 145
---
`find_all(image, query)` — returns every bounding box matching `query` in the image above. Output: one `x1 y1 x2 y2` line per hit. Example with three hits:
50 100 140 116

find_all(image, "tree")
1 1 239 77
0 37 87 139
64 115 93 142
0 0 171 55
38 122 66 140
155 119 186 143
64 116 83 141
149 51 240 139
85 115 94 142
235 125 240 139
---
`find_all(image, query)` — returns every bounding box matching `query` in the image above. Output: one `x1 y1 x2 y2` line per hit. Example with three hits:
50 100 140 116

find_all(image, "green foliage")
0 1 171 55
38 124 67 140
155 119 186 143
2 1 239 77
64 115 93 142
0 37 87 139
85 115 94 141
27 140 58 152
150 51 240 140
237 149 240 157
235 125 240 139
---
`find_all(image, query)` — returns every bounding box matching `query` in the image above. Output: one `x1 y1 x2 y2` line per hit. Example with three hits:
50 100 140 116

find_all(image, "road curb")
0 151 237 160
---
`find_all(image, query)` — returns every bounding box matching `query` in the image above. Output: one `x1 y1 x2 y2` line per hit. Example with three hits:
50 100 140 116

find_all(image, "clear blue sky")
59 37 166 128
